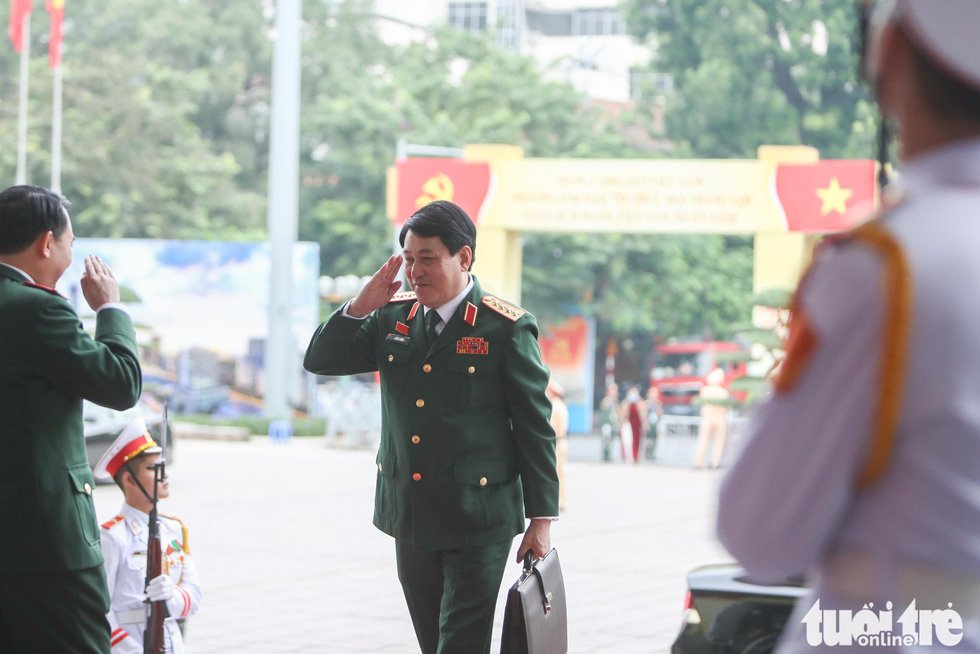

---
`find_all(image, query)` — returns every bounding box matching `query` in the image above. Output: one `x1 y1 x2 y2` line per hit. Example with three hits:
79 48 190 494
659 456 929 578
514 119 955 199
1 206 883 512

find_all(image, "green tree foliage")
0 0 270 240
621 0 878 159
0 0 792 341
296 9 631 276
522 233 753 339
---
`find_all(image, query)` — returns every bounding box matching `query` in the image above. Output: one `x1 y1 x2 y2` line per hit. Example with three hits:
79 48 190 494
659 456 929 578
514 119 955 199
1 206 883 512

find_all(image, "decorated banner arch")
386 145 878 432
388 145 877 299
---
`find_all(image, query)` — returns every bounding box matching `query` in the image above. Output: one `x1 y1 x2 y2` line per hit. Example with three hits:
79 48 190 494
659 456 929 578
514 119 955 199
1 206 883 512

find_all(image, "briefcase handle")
521 550 557 615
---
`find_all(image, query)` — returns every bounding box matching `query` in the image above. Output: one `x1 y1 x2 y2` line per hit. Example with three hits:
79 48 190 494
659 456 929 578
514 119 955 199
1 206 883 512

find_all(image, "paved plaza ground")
92 435 732 653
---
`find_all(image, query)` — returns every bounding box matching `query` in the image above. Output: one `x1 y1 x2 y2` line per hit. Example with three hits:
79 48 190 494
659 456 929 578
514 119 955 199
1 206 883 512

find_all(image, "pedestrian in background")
619 386 648 464
718 2 980 650
0 185 142 653
547 379 569 511
303 200 558 654
645 386 663 460
693 368 729 470
598 382 620 462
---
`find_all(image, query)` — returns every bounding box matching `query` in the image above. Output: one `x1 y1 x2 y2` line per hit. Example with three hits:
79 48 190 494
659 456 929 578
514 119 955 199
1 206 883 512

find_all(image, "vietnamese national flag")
45 0 63 67
772 160 877 233
9 0 33 53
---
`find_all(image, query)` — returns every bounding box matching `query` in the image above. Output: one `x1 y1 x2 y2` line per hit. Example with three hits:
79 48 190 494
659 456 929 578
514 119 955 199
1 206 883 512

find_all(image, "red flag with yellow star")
45 0 63 67
9 0 33 53
773 160 876 233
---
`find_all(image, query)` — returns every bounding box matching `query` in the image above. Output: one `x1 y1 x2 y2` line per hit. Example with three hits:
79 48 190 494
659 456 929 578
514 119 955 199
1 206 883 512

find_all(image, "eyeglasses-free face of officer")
346 200 478 317
402 232 472 310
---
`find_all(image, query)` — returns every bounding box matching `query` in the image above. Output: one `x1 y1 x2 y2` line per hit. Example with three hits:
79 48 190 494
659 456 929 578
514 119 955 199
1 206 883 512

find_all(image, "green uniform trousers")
396 539 512 654
0 565 110 653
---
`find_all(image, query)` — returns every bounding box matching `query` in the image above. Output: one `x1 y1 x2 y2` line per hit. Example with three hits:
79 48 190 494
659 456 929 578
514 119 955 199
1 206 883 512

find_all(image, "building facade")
371 0 657 105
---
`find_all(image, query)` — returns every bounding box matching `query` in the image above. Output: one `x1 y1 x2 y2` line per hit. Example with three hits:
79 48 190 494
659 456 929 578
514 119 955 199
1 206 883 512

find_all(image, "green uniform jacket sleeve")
0 277 142 573
303 305 379 377
502 314 560 519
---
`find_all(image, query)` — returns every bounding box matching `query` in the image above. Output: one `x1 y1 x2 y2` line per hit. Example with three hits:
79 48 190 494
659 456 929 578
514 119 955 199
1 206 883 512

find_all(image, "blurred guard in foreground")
304 200 558 654
95 417 202 653
0 185 142 653
717 1 980 651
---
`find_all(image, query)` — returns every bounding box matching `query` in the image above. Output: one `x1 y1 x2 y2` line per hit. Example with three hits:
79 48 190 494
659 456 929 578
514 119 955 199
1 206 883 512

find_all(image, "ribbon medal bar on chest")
457 337 489 355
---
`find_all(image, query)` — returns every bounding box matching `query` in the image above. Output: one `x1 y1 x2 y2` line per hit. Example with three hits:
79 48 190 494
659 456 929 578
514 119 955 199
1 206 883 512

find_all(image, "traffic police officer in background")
95 417 202 653
304 200 559 654
717 1 980 651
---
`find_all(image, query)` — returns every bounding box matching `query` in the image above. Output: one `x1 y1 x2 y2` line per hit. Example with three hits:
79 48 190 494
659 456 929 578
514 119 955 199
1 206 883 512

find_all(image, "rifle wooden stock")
144 459 167 654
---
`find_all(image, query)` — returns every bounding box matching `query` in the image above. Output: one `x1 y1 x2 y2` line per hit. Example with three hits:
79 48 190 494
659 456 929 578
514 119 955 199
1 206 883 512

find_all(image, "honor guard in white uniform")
95 417 202 653
717 1 980 651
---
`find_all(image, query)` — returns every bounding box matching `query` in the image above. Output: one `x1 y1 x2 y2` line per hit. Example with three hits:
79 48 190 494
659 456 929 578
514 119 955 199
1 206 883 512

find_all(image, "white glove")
144 574 174 603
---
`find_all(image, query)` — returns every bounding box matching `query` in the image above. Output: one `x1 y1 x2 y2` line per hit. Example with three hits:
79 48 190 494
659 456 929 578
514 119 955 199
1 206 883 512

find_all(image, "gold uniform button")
388 354 394 362
378 463 383 472
413 473 422 481
412 435 420 444
479 477 488 486
468 366 475 374
416 399 425 408
84 483 92 494
423 364 432 373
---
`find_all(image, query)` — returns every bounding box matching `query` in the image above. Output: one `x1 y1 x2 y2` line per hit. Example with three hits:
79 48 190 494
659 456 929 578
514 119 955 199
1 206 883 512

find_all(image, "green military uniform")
304 276 559 653
0 265 142 653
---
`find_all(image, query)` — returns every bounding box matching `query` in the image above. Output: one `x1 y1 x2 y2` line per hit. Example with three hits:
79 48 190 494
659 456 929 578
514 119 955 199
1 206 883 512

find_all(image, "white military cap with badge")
93 416 162 481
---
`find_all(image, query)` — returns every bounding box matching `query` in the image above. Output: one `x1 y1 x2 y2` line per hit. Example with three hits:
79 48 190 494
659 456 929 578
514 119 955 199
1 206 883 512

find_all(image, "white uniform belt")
115 608 177 625
819 549 980 613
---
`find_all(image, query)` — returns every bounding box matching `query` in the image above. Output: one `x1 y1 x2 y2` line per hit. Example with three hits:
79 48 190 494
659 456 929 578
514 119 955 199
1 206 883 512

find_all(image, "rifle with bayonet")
144 402 169 654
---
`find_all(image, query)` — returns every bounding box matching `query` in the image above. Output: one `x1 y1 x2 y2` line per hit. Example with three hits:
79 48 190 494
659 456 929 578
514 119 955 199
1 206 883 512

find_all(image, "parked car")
83 398 174 481
671 564 808 654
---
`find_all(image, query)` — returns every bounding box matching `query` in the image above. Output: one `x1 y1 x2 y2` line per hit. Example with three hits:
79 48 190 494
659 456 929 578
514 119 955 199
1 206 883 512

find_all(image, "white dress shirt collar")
0 262 33 282
423 274 474 329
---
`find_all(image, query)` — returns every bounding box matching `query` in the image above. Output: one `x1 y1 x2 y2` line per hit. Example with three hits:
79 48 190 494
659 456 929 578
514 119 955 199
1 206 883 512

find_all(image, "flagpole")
15 11 30 185
51 61 62 192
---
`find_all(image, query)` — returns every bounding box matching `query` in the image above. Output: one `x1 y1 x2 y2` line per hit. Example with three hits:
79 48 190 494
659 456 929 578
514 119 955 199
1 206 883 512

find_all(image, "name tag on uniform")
386 333 411 346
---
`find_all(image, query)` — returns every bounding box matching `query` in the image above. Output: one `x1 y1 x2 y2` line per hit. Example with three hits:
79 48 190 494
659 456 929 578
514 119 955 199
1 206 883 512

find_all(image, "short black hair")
908 37 980 124
399 200 477 270
0 185 71 255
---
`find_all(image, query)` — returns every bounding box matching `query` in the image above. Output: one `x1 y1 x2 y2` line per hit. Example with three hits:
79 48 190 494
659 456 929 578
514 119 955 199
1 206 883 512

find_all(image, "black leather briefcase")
500 548 567 654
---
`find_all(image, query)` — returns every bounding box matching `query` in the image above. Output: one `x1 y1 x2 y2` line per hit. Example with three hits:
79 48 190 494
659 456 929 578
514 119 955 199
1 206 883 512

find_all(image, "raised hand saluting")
347 254 403 318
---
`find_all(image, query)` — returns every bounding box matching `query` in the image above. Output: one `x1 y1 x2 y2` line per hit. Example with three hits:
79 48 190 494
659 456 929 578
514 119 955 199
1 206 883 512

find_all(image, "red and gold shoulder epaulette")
161 514 190 554
389 291 417 303
101 515 124 530
481 294 527 321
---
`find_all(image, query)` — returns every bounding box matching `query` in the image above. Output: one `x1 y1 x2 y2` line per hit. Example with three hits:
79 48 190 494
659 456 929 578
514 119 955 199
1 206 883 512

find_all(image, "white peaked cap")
93 415 161 481
903 0 980 90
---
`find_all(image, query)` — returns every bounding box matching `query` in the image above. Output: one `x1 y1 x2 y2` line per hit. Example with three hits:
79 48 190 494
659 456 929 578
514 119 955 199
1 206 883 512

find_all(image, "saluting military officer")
95 417 202 653
717 1 980 651
0 185 142 653
304 199 559 654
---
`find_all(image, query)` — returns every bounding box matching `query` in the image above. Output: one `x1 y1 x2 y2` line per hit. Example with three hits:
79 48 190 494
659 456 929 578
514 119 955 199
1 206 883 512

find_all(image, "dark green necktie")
425 310 441 350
